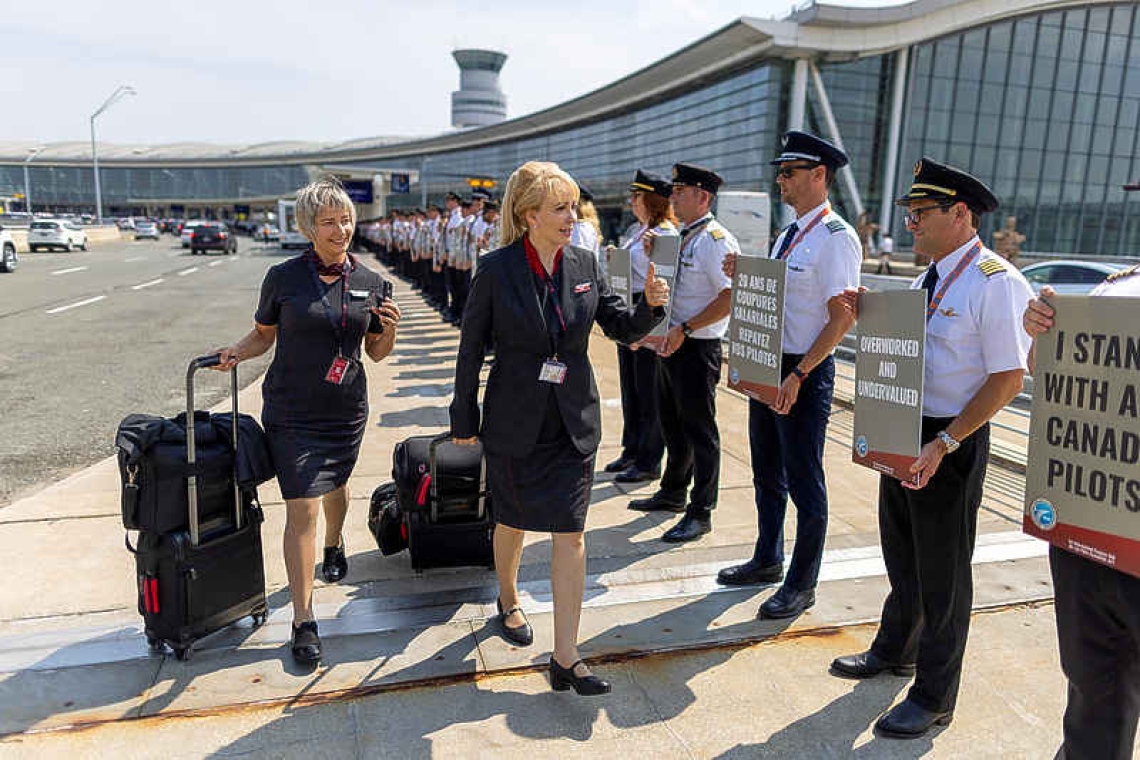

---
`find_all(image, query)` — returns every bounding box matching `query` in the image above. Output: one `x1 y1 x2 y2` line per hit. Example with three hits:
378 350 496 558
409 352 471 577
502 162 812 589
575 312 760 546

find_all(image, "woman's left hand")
370 298 402 332
644 262 670 308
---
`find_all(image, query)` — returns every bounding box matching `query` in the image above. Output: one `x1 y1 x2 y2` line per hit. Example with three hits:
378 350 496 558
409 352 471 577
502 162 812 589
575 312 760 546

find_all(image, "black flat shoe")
628 493 686 513
322 540 348 583
758 585 815 619
614 465 661 483
661 511 711 543
874 699 953 738
831 650 916 679
550 658 611 696
604 455 635 474
717 559 783 586
496 598 534 646
291 620 322 664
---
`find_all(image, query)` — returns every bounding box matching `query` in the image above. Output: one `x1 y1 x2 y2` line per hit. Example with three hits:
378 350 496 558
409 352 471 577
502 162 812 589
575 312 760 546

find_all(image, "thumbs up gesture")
645 261 670 308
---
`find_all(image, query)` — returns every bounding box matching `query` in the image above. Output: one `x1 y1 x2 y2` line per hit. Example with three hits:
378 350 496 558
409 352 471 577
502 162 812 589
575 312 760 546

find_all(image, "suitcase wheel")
251 611 268 627
146 634 163 651
173 645 194 662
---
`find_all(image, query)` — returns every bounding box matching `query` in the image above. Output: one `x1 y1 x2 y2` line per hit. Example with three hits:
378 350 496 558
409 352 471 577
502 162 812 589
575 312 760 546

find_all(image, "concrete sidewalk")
0 256 1092 758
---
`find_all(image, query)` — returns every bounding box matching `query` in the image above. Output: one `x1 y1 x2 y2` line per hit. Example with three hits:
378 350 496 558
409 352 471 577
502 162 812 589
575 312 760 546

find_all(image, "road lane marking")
176 267 198 276
123 256 146 263
50 266 88 276
207 260 225 267
131 278 164 291
46 296 106 314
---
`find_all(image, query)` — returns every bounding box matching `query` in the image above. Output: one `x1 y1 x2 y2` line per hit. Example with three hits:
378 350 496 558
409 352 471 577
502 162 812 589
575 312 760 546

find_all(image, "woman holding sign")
604 170 679 484
450 161 669 696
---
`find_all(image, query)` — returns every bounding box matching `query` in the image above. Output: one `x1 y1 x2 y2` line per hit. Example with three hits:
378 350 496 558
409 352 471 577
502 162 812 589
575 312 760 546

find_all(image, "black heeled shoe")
549 658 611 696
496 598 534 646
291 620 322 664
322 539 348 583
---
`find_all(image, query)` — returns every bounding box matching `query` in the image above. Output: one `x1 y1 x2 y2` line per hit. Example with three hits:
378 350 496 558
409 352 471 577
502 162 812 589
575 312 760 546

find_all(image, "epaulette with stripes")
977 257 1007 278
825 219 846 234
1105 263 1140 282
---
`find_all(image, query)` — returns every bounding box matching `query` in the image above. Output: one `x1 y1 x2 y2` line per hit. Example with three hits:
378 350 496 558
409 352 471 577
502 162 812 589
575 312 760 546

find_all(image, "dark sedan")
190 222 238 255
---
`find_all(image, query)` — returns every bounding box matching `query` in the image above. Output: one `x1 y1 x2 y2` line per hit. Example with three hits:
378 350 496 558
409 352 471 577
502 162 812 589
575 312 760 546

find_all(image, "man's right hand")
211 347 239 371
1023 285 1056 337
722 252 737 278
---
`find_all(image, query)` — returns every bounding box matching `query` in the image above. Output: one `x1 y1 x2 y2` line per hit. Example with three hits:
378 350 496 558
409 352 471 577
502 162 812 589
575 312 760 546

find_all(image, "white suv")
0 226 17 272
28 220 88 252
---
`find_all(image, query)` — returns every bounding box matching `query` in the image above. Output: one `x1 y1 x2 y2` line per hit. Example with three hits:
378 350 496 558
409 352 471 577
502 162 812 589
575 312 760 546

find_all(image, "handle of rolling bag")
185 354 241 547
428 433 487 522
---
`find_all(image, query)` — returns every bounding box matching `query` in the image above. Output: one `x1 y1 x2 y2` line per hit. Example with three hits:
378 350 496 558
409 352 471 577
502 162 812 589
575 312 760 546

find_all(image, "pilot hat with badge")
896 157 999 214
672 163 723 194
771 130 849 169
629 169 672 199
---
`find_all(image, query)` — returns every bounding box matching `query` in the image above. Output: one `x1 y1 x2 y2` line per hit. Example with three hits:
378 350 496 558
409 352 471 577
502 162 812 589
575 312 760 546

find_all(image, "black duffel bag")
368 481 407 556
392 433 486 521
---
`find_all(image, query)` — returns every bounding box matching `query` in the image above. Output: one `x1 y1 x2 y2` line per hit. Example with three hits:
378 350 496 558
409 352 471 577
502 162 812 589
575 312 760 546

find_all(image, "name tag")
325 356 349 385
574 281 592 294
655 264 676 278
349 289 370 298
538 360 567 384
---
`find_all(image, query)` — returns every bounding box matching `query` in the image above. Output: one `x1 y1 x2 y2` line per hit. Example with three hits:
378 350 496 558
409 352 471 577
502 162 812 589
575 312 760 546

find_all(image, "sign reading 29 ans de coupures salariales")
852 290 926 483
727 257 785 405
1025 296 1140 578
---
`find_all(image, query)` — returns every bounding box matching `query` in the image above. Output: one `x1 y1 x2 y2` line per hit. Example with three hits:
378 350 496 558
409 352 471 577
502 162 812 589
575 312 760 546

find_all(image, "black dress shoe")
321 540 348 583
291 621 322 664
717 559 783 586
604 455 635 473
875 699 953 738
628 493 686 513
661 511 711 543
613 465 661 483
831 650 916 678
758 585 816 619
496 598 534 646
549 658 611 696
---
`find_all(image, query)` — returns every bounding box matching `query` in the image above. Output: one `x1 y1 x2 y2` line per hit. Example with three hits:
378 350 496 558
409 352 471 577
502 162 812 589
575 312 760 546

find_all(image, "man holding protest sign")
831 158 1033 739
1023 261 1140 760
717 131 860 622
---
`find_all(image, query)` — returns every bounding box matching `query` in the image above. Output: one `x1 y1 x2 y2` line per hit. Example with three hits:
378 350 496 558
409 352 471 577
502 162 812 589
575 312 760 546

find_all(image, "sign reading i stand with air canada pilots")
726 257 785 405
1024 295 1140 578
851 290 926 482
607 246 632 308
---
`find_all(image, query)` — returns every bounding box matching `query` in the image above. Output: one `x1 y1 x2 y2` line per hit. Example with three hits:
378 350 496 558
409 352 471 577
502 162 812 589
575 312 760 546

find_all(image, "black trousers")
1051 545 1140 760
449 266 470 320
658 337 721 510
616 294 664 471
871 416 989 713
432 266 448 308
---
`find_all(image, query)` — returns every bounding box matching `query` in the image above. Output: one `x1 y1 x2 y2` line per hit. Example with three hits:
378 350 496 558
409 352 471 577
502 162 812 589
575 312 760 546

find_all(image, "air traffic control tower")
451 49 508 128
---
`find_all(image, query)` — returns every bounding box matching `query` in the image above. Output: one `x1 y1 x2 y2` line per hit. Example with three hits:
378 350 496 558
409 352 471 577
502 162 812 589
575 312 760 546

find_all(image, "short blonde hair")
296 176 356 240
500 161 580 246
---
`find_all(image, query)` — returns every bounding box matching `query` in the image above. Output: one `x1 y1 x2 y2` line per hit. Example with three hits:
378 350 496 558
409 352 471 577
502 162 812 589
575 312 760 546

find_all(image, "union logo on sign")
1030 499 1057 531
855 435 868 458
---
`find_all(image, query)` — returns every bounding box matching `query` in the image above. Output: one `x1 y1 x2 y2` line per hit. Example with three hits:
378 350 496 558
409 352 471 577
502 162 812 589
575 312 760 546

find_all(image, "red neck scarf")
523 235 562 280
305 248 356 277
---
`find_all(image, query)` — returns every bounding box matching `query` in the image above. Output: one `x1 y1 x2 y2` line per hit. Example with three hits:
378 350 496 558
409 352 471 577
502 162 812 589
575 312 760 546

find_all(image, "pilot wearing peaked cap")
895 156 999 213
629 169 672 198
771 130 849 169
671 163 723 194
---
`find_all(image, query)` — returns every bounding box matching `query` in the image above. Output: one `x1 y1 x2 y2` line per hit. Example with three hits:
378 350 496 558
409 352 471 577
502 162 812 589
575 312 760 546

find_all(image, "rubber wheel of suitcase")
174 646 194 662
146 634 163 651
251 610 268 627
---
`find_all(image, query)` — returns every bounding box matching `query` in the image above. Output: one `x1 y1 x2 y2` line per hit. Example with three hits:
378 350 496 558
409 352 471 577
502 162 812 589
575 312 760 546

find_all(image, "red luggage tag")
325 355 349 385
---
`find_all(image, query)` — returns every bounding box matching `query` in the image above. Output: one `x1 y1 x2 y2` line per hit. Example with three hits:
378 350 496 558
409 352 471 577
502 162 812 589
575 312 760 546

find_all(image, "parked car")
255 224 280 242
190 222 237 255
134 220 160 240
180 220 207 248
29 220 88 252
116 217 136 231
0 226 17 273
1020 260 1127 294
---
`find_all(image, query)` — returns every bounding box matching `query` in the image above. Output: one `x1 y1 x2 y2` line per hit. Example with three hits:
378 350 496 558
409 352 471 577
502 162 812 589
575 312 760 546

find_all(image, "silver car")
1020 260 1127 295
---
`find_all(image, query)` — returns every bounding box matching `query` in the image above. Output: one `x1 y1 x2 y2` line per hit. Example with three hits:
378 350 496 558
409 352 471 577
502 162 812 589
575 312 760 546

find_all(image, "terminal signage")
1024 296 1140 578
391 173 409 194
343 180 374 204
851 290 926 482
170 204 185 213
726 256 785 404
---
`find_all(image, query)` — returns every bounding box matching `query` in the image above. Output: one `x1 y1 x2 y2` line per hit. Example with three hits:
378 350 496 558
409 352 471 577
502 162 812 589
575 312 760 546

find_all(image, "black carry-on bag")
390 433 494 572
126 355 268 661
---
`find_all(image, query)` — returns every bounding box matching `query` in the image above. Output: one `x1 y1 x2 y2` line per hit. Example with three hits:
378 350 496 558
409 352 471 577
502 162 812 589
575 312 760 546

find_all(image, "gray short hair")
295 177 356 239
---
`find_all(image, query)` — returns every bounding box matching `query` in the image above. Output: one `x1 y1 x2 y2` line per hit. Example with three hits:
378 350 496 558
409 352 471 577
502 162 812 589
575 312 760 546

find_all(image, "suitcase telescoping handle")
428 433 487 522
185 354 241 547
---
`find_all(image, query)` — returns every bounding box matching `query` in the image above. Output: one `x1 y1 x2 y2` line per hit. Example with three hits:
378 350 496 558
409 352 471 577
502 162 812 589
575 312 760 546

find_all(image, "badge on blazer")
574 282 592 294
939 306 959 317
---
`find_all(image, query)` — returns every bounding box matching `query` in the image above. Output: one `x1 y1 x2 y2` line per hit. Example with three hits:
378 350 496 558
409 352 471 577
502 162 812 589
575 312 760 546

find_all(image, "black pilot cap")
896 157 999 214
771 130 849 169
629 170 672 198
672 163 723 194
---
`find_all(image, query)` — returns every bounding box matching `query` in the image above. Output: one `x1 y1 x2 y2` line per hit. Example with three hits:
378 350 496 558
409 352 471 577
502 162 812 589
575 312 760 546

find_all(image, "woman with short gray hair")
212 176 401 664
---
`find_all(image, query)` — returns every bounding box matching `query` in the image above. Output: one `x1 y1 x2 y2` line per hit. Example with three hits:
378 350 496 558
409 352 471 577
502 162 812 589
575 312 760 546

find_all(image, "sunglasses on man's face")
775 163 821 179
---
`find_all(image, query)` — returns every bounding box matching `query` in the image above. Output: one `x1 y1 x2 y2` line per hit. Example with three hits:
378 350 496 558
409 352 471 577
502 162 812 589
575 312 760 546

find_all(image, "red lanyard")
926 241 981 321
524 236 567 334
776 204 830 260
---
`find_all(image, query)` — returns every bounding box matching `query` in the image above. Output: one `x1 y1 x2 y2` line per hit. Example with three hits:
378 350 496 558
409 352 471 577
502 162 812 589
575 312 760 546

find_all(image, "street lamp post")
90 85 136 224
23 146 45 217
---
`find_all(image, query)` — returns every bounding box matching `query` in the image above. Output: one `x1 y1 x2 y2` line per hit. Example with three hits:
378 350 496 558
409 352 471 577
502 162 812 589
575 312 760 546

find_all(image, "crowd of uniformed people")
242 125 1138 756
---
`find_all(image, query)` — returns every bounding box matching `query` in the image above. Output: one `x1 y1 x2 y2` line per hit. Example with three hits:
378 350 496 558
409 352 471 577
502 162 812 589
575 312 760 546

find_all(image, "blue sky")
6 0 904 145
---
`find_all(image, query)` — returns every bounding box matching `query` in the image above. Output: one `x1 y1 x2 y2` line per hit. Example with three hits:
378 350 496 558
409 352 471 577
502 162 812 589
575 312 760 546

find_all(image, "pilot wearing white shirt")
832 157 1033 740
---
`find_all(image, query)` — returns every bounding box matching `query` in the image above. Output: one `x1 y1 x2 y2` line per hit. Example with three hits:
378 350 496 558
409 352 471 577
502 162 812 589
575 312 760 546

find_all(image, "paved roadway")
0 234 282 506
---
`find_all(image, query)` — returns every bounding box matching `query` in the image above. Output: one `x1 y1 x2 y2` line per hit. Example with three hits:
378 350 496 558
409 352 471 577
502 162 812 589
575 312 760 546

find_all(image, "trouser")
444 265 459 314
453 266 471 319
420 258 433 292
871 416 989 713
657 337 721 510
616 294 664 470
750 353 835 590
432 266 448 309
1051 545 1140 760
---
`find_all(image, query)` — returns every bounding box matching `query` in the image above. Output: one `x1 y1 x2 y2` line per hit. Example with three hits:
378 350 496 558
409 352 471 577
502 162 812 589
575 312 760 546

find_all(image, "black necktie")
921 264 940 306
772 223 799 259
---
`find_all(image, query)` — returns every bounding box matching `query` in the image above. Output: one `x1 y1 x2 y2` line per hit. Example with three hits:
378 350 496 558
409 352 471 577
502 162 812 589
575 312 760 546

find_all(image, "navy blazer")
450 238 663 456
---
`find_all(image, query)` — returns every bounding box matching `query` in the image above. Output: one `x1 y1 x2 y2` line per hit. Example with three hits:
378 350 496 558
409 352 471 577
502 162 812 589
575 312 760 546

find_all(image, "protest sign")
607 246 632 307
726 257 785 405
644 234 681 343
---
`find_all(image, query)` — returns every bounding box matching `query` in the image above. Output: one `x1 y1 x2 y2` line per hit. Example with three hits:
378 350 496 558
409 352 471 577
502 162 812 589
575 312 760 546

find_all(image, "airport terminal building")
2 0 1138 256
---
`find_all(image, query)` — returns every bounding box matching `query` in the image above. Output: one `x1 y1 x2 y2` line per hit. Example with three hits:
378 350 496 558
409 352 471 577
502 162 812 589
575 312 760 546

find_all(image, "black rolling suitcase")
126 355 268 661
389 433 494 572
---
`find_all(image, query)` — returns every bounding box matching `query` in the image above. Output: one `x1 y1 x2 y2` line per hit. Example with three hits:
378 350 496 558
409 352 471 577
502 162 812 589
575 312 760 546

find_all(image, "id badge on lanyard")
536 270 568 385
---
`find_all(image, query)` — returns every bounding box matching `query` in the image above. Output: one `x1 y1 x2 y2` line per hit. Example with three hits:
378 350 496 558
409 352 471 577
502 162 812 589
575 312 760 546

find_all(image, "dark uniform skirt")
266 417 366 500
486 393 595 533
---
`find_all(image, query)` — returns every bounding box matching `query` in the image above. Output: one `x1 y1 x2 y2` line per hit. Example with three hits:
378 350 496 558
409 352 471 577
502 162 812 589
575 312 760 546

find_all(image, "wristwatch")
936 430 960 453
681 321 693 337
790 366 807 381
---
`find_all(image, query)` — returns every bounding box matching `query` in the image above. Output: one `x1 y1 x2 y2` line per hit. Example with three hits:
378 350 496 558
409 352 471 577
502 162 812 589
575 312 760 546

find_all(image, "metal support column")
879 47 910 237
783 59 810 224
808 61 864 220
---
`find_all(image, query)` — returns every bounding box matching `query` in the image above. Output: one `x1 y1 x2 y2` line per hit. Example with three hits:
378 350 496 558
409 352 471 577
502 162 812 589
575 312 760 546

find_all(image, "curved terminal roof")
0 0 1117 168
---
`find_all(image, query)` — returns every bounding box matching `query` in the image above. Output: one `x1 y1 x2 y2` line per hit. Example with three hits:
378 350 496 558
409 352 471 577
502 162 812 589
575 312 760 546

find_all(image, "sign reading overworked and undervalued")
1024 295 1140 577
726 256 785 405
852 290 926 482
